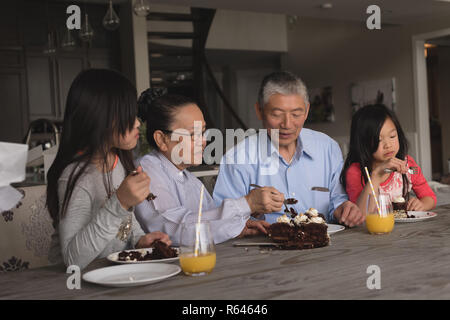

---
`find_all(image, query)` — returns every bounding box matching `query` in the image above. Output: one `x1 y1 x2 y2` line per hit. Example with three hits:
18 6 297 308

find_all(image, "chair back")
0 185 54 272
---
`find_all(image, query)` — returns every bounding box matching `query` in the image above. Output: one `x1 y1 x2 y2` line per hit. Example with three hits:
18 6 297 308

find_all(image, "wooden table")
1 204 450 300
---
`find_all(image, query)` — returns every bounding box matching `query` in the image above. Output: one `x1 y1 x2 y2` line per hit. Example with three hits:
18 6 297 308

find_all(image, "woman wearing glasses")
135 89 283 245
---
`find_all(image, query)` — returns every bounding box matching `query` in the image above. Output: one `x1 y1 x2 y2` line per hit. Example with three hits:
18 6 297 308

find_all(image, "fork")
131 170 157 201
383 166 418 175
250 184 290 212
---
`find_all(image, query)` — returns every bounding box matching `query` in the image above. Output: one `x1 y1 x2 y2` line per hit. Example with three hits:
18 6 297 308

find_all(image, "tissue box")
0 142 28 187
0 141 28 211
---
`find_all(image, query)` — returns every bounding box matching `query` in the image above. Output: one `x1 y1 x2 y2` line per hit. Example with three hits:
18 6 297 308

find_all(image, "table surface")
1 204 449 300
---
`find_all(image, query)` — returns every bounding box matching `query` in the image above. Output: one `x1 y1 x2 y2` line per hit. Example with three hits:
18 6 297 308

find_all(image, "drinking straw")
194 185 204 256
364 167 382 216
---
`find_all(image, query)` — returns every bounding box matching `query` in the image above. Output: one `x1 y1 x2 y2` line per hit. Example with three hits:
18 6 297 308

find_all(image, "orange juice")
366 213 395 234
179 252 216 275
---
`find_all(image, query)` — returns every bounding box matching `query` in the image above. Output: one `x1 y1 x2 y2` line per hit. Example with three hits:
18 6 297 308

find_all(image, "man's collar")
263 129 315 162
298 129 315 160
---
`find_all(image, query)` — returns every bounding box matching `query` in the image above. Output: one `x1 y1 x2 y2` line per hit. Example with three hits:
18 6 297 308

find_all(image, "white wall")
283 17 415 137
119 1 150 95
207 10 287 52
283 16 450 175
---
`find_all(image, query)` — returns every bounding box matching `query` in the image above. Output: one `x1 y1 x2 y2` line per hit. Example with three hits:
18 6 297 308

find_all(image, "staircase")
147 8 214 127
147 8 247 130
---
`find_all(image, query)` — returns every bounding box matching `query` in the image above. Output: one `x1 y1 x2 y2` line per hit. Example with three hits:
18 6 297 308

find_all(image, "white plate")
82 263 181 287
395 211 437 223
107 248 179 264
327 224 345 234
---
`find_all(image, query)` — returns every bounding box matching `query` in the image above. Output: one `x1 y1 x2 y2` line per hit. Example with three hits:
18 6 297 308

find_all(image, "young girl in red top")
341 104 436 213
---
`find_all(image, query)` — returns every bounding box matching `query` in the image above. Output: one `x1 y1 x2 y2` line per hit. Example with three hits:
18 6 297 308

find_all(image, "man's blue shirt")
212 128 348 223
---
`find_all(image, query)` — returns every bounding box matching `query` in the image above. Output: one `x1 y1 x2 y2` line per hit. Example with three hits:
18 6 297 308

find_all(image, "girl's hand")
116 166 151 210
372 158 408 181
407 197 426 211
136 231 171 248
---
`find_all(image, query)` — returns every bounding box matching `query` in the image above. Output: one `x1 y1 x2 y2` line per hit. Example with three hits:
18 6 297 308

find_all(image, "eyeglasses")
160 128 211 141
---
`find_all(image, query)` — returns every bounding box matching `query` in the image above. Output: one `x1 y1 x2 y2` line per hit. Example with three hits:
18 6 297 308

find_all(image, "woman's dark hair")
340 104 410 197
137 88 196 149
46 69 137 226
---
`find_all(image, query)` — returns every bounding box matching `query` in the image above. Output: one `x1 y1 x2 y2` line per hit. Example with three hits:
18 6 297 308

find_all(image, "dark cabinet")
26 54 57 120
0 1 28 143
25 49 111 121
0 0 120 142
0 68 28 143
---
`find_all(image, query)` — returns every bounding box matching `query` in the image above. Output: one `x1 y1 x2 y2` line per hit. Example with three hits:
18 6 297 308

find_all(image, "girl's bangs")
112 86 137 136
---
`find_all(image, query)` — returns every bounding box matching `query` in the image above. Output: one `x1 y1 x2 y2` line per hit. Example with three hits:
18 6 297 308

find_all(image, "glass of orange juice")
365 193 395 234
179 222 216 276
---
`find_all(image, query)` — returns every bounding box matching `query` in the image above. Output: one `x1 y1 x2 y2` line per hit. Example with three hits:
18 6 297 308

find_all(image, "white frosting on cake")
277 214 291 224
306 208 319 217
293 213 309 226
310 216 325 224
291 208 326 225
278 207 326 226
393 196 405 203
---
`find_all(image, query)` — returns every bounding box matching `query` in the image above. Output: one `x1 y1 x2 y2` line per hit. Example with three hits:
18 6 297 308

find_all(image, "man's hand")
135 231 171 248
238 219 271 238
333 201 365 227
245 187 284 214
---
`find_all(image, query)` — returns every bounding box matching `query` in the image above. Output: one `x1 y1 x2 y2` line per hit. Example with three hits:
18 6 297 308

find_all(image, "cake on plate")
150 240 178 259
117 240 178 262
392 196 407 212
268 208 330 249
392 196 416 218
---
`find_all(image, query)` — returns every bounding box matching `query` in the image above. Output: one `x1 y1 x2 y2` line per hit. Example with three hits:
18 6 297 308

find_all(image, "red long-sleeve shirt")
345 155 436 205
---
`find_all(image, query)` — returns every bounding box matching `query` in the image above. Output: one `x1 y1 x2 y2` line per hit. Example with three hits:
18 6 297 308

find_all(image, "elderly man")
213 71 364 226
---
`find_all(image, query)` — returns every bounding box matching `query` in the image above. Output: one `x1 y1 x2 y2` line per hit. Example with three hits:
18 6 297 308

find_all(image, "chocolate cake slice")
118 250 143 261
268 208 330 250
392 196 407 212
392 196 412 218
285 198 298 205
149 240 178 259
117 241 178 261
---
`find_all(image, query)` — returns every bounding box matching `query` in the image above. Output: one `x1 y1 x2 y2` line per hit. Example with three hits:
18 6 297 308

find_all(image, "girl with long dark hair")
47 69 170 270
341 104 436 213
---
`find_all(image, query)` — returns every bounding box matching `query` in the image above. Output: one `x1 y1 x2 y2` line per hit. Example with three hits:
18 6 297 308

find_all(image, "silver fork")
384 166 418 175
250 184 291 212
131 170 157 201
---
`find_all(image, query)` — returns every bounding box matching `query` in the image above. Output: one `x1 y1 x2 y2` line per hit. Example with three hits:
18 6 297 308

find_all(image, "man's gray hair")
257 71 309 109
